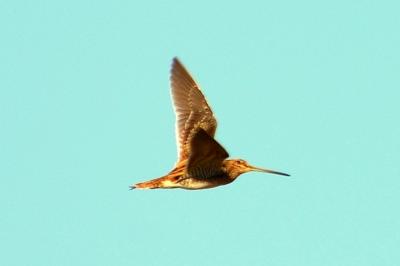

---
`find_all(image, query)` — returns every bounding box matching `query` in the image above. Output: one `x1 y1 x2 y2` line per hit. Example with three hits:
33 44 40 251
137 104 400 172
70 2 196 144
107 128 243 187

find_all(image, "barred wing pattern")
170 58 218 162
186 129 229 179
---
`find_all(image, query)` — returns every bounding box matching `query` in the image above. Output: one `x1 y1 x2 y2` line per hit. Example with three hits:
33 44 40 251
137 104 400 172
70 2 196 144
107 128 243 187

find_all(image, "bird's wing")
186 129 229 179
170 57 217 162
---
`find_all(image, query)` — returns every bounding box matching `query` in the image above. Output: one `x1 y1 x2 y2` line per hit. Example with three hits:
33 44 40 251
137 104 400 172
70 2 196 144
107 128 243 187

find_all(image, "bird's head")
225 159 290 179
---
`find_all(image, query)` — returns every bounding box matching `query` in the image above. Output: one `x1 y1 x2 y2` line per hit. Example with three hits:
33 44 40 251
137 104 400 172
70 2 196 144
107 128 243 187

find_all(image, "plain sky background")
1 0 399 265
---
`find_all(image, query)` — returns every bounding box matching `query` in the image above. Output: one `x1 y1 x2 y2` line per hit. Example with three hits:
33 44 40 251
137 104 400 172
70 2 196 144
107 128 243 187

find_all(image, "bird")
131 57 289 190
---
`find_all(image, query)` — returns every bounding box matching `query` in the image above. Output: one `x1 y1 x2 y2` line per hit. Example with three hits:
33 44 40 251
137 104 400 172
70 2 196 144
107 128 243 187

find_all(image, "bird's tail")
130 177 163 189
130 176 178 190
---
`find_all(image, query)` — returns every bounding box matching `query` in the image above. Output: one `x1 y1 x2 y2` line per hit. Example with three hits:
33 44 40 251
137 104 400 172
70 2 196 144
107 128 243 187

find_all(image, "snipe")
131 58 289 190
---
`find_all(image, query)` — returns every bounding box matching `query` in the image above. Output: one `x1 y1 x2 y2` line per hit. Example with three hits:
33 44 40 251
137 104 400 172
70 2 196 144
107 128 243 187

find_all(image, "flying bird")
131 58 289 190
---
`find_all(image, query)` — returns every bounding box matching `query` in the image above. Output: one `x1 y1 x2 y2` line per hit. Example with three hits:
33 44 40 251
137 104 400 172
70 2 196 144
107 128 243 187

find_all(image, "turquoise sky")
1 0 399 265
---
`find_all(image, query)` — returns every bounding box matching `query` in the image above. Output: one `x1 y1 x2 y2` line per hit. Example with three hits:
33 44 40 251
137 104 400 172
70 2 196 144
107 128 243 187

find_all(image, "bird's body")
134 159 241 190
131 58 289 190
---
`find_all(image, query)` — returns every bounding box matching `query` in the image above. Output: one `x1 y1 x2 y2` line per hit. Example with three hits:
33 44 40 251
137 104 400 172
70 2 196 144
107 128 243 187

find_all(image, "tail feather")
131 176 169 190
131 168 184 190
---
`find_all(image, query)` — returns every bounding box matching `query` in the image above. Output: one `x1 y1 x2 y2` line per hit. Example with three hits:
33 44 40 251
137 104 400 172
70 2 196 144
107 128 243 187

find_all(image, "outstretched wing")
186 129 229 179
170 57 217 162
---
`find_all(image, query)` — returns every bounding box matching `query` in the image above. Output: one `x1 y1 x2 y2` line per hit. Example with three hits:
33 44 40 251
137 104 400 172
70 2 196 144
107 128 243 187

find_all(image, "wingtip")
129 185 136 190
172 56 182 67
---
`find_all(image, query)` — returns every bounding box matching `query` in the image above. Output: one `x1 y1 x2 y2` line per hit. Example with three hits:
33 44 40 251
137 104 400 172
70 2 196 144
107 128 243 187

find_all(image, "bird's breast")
178 174 233 190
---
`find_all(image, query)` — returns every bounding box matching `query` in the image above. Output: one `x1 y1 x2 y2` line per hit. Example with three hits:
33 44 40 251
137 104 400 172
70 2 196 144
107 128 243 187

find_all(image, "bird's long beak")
247 164 290 176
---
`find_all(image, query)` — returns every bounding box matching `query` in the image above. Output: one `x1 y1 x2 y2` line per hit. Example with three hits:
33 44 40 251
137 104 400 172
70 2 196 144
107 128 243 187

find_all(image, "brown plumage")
131 58 289 190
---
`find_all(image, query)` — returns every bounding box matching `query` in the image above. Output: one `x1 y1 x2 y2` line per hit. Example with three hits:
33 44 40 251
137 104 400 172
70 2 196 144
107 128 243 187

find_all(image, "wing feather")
170 57 217 162
186 129 229 179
